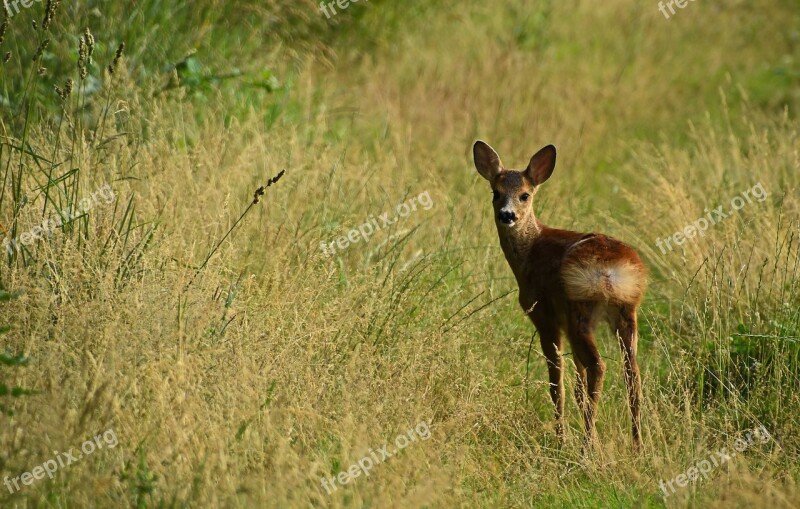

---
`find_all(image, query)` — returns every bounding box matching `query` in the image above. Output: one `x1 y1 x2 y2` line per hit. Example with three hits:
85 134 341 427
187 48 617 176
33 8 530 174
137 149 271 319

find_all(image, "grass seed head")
55 78 73 100
78 35 87 79
108 42 125 75
0 18 8 46
83 27 95 63
78 28 95 79
42 0 61 31
33 39 50 61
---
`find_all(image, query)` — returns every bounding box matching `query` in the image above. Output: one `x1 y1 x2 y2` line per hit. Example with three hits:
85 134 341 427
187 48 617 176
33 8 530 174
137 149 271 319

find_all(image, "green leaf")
11 387 35 397
235 381 277 441
249 70 281 92
0 354 29 366
0 385 35 397
0 290 23 302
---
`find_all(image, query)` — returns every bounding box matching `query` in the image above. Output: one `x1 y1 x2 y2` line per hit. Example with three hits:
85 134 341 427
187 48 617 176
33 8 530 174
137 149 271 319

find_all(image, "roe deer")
473 141 647 448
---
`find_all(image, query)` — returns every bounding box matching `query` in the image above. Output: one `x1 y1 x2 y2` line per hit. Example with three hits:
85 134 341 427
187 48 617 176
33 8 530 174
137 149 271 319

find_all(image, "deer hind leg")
531 311 564 443
611 304 642 448
567 301 606 446
573 357 588 420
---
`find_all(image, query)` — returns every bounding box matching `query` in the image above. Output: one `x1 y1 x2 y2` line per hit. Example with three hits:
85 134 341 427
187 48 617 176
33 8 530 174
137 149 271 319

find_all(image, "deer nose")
498 210 516 224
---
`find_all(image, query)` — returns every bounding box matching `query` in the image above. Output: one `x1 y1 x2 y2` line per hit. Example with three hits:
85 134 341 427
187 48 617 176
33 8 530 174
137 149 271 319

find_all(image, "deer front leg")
532 314 564 444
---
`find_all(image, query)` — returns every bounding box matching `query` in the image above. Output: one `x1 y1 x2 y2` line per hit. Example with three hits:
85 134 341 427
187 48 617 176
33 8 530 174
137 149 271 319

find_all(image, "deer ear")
526 145 556 186
473 141 503 181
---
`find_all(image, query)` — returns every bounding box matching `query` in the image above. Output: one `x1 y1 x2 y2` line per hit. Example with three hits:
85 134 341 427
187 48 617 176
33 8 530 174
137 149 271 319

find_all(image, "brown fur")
473 141 647 448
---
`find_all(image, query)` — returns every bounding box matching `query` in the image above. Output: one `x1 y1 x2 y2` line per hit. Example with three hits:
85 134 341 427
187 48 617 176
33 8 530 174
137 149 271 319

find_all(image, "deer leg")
531 312 564 443
613 304 642 449
574 357 588 419
568 301 605 447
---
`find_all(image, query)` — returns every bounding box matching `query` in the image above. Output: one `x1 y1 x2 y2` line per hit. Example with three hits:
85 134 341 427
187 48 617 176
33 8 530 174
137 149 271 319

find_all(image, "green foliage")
120 448 159 509
0 289 33 416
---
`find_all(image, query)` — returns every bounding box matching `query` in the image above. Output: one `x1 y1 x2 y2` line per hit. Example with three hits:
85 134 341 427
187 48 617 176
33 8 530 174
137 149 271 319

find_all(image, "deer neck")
496 214 542 280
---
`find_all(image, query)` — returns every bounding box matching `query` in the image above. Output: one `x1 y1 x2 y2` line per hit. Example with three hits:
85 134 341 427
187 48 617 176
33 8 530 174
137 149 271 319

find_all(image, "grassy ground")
1 0 799 507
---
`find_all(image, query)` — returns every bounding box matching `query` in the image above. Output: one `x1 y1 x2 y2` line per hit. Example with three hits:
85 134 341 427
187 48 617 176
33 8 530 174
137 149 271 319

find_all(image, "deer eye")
520 193 530 202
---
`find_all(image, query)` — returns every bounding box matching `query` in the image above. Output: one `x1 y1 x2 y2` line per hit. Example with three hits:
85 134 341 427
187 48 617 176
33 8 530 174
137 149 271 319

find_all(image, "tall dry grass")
1 0 799 507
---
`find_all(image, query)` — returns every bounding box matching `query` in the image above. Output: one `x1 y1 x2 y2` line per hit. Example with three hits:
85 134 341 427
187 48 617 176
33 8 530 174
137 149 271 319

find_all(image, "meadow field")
1 0 799 507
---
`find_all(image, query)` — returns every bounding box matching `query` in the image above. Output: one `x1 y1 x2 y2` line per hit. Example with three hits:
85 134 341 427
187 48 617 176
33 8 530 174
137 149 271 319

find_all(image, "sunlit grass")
0 0 799 507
